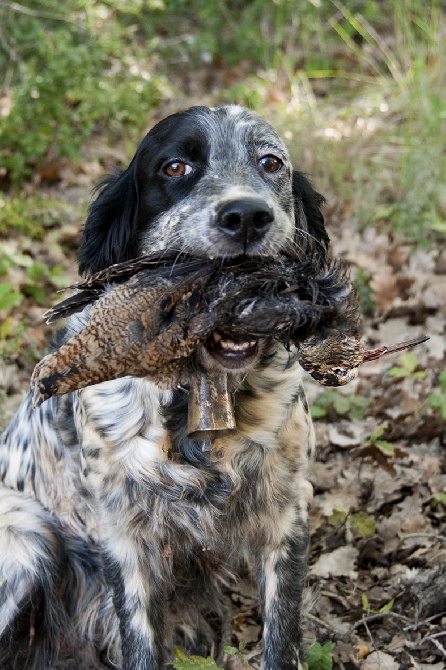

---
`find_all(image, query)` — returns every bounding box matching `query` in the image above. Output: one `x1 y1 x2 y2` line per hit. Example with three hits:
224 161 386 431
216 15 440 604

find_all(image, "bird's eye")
258 155 283 173
163 161 193 177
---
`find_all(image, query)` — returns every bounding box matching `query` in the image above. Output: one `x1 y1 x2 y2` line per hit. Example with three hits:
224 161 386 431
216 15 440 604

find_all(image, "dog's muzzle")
216 198 274 247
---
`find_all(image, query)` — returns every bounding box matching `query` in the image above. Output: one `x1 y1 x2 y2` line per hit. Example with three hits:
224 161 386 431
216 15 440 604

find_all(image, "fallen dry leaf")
361 651 399 670
310 545 359 579
369 265 399 313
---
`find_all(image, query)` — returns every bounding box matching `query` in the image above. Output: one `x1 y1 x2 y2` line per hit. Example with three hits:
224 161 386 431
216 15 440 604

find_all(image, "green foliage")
282 0 446 243
1 0 445 249
335 1 446 240
173 648 222 670
0 1 168 184
0 282 23 310
305 641 335 670
0 250 65 305
0 283 23 311
387 353 426 380
362 592 394 615
22 261 65 304
0 246 66 363
224 644 252 668
430 492 446 508
427 368 446 420
353 268 375 317
0 194 76 239
0 315 37 363
349 512 376 537
367 423 394 453
172 645 253 669
311 390 369 421
327 507 349 527
328 508 376 537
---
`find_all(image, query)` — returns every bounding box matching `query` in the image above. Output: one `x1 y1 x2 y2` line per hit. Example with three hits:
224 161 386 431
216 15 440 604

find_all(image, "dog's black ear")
78 164 139 276
292 171 330 265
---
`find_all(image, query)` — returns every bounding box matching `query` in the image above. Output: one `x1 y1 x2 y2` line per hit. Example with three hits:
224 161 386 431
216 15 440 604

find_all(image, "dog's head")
79 105 330 372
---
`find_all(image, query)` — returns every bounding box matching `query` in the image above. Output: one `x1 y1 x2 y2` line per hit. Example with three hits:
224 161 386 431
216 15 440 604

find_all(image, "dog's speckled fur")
0 105 329 669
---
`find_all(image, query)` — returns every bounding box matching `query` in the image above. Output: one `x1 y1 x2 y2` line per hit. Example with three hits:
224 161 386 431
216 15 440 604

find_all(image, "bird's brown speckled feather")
31 253 428 407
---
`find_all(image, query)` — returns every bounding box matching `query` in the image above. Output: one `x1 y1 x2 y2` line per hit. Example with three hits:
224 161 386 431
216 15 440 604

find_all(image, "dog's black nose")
216 198 274 245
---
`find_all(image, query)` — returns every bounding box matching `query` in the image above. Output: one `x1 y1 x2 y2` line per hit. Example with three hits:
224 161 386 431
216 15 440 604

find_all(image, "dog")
0 105 330 669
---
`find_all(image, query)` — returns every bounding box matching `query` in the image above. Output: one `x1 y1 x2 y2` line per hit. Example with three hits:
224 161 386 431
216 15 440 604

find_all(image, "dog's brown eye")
163 161 193 177
258 155 283 173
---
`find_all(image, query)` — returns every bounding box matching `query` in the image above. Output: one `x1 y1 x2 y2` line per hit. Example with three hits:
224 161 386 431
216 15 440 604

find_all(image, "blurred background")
0 1 445 384
0 3 445 665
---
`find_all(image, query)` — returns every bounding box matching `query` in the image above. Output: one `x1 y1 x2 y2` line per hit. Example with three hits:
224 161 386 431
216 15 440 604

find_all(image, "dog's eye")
258 155 283 173
163 161 193 177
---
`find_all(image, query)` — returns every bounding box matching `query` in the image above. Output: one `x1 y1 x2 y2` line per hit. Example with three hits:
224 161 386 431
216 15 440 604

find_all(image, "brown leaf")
369 265 398 313
309 546 359 579
361 651 398 670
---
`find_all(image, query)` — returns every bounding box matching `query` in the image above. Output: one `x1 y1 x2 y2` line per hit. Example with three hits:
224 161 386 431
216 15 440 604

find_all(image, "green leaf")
369 424 388 442
173 648 223 670
438 369 446 392
430 493 446 507
332 394 351 415
223 647 239 656
350 513 376 537
387 366 409 378
427 391 446 419
375 440 395 453
327 508 349 527
313 390 338 407
379 598 394 614
223 645 251 667
22 285 47 305
0 317 13 339
353 268 375 317
361 593 370 612
426 220 446 234
349 396 370 420
399 352 419 373
310 405 327 419
352 396 370 409
306 641 334 670
0 283 23 311
388 352 423 378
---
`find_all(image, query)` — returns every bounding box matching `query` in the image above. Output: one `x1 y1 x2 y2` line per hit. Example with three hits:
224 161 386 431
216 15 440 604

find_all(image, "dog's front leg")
257 508 309 670
76 380 172 670
101 514 165 670
237 357 314 669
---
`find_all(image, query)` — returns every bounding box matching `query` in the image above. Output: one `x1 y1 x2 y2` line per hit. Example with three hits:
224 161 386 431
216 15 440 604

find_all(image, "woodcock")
31 249 428 409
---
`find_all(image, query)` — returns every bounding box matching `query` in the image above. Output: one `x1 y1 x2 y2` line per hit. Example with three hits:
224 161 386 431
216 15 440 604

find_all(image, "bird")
31 250 428 408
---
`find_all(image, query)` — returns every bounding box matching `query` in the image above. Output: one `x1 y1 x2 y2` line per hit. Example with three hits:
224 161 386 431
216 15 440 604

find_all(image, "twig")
361 615 376 654
399 533 446 543
352 611 412 630
403 610 446 632
5 2 80 26
426 635 446 658
307 613 338 633
394 532 446 561
0 27 18 62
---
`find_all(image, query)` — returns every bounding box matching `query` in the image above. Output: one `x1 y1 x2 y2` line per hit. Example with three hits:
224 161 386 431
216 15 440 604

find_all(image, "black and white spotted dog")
0 105 330 669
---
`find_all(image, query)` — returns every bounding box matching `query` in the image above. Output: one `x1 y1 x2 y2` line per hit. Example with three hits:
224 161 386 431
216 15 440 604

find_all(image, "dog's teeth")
212 331 256 354
220 339 255 351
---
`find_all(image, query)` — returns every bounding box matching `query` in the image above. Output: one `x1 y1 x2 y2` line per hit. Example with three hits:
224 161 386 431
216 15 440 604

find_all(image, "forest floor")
1 105 445 670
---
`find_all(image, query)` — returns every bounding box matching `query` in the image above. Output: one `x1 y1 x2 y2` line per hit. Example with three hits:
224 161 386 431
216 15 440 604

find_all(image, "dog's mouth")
205 330 259 369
